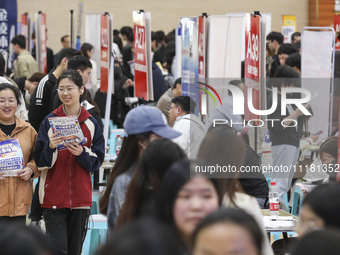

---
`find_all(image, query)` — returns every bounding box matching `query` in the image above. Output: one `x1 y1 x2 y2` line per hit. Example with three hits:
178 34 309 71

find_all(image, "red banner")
21 14 28 51
134 23 148 99
100 14 109 93
244 13 260 122
334 15 340 50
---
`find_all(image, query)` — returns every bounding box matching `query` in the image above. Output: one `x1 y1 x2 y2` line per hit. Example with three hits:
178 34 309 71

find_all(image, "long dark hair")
80 43 93 59
192 208 263 255
303 183 340 228
116 139 186 227
156 160 223 234
95 218 182 255
197 126 246 206
99 132 153 215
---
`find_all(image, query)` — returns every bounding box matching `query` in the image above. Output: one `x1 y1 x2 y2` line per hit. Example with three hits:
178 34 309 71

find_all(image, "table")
93 161 114 190
262 209 299 242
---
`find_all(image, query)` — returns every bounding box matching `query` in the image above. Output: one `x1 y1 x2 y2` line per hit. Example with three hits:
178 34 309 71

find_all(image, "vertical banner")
198 14 207 114
133 11 153 101
21 13 31 52
175 22 182 80
244 13 261 122
334 15 340 50
100 13 112 93
0 0 17 72
85 14 101 81
35 12 47 73
181 17 199 115
282 15 296 43
301 28 335 137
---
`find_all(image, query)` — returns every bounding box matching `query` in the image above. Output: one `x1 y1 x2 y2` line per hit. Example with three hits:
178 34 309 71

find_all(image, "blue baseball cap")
123 105 182 139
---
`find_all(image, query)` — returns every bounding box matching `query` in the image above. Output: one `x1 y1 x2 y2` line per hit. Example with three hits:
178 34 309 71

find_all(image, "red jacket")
34 106 105 209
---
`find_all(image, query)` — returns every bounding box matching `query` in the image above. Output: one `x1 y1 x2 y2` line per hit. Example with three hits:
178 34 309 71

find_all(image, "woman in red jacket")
34 70 105 255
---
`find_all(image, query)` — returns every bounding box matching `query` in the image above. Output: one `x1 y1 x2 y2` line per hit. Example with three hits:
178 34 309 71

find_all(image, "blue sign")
0 0 17 71
181 17 199 115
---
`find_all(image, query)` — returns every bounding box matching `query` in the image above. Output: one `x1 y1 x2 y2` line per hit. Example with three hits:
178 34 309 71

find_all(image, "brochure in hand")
0 139 25 177
48 116 86 150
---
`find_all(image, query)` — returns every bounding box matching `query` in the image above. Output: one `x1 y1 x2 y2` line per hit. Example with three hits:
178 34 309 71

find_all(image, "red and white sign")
21 14 29 51
133 13 148 100
334 15 340 50
100 14 109 93
244 13 261 122
198 15 206 112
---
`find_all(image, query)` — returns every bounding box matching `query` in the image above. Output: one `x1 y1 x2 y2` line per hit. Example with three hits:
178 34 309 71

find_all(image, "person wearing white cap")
99 105 181 232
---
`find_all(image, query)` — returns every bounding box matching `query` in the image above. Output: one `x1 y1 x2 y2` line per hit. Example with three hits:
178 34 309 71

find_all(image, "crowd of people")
0 25 340 255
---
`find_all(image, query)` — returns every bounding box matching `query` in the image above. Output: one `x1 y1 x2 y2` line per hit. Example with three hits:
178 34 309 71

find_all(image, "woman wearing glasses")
0 83 38 225
34 70 105 255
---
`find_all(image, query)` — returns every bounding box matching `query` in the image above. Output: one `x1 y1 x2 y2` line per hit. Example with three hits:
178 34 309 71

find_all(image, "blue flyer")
49 116 87 150
0 139 25 177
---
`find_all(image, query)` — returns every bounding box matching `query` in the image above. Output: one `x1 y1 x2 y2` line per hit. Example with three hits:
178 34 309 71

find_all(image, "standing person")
169 96 206 159
28 48 80 132
11 35 38 79
80 43 97 98
0 83 38 225
34 70 105 255
268 65 304 203
53 35 70 67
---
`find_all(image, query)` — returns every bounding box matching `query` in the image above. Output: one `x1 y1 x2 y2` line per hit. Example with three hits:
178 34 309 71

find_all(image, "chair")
291 185 303 216
91 190 102 215
82 214 108 255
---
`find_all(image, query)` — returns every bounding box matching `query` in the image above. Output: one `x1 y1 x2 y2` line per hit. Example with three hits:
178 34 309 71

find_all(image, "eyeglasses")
57 87 78 94
0 99 17 107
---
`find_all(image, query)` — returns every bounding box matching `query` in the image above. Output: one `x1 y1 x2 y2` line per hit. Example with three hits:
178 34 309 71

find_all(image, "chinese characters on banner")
133 11 153 101
334 15 340 50
35 12 47 73
282 15 296 43
100 14 110 93
0 0 17 71
181 17 199 115
244 13 261 123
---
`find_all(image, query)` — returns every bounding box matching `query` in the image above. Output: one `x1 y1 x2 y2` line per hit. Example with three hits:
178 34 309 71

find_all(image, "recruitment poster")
21 13 31 52
35 12 47 73
282 15 296 43
244 13 261 122
100 13 111 93
181 17 199 115
198 15 207 114
133 11 153 101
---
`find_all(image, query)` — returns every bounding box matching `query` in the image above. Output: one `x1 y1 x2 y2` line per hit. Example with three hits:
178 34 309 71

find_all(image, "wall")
17 0 309 53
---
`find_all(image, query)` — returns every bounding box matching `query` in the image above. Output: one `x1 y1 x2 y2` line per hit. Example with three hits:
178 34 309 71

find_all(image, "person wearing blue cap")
99 105 181 232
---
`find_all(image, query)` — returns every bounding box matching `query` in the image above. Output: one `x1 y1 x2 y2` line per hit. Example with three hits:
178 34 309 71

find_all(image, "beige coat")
0 116 38 217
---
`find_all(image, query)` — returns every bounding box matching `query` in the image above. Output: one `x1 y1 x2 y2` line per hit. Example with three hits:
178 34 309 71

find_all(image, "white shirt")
172 113 206 159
